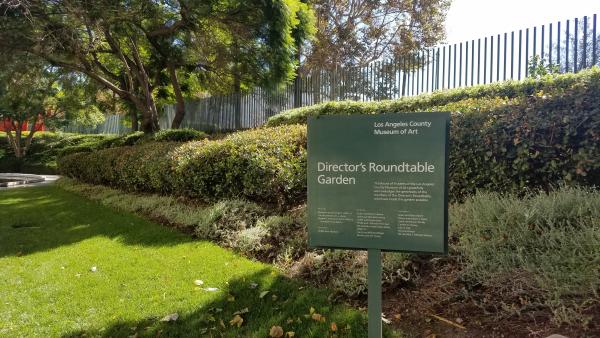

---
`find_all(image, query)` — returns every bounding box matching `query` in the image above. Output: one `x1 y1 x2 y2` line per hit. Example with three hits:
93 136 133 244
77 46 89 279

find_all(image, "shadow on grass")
61 268 371 338
0 186 191 257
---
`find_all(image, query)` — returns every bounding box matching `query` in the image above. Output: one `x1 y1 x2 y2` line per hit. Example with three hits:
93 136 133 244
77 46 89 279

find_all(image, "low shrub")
266 67 600 126
452 186 600 324
59 125 307 205
268 68 600 200
153 128 207 142
193 199 269 241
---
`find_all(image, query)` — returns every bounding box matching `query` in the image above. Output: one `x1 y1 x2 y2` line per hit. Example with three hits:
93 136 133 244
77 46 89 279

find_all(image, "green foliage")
452 186 600 324
267 67 600 126
193 200 269 241
267 68 600 201
289 250 409 298
0 132 114 173
59 125 307 205
527 55 560 78
153 128 207 142
57 178 411 300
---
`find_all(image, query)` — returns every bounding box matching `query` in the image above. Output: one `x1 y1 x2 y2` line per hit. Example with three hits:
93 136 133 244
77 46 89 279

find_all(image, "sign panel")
307 112 449 254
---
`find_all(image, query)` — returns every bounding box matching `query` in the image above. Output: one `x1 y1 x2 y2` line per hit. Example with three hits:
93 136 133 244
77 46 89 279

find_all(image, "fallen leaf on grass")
90 266 97 272
193 280 204 286
229 315 243 327
233 308 249 315
160 313 179 322
311 313 325 322
330 322 337 332
259 291 270 299
269 325 284 337
286 332 295 337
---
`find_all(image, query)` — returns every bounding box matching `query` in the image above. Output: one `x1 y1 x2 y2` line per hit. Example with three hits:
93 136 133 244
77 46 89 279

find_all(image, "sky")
445 0 599 45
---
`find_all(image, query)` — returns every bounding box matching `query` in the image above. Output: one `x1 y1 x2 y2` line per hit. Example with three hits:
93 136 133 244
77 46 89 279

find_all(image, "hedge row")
59 69 599 203
267 69 600 199
267 67 600 126
58 125 307 205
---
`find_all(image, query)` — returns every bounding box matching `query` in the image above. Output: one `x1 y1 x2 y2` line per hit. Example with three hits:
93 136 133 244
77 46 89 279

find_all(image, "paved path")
0 174 60 189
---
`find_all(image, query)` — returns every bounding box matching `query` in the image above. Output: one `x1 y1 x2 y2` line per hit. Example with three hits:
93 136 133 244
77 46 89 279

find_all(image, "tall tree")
0 53 101 158
305 0 451 70
0 0 315 132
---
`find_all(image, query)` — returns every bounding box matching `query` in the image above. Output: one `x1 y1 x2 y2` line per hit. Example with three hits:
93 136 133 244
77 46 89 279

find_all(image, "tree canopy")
0 53 102 157
0 0 315 132
304 0 451 70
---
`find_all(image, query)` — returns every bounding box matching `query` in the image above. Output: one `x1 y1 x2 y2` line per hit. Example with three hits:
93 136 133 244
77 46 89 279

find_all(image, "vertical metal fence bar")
410 56 414 96
421 50 425 93
518 30 522 80
533 26 537 61
459 42 463 87
425 49 431 92
471 40 475 85
511 31 515 79
454 44 457 88
442 46 446 89
496 34 500 81
575 17 579 72
583 16 587 69
525 28 529 77
484 37 488 84
541 24 545 60
566 19 570 72
558 21 562 70
549 23 553 64
491 35 495 83
594 14 597 65
503 33 507 80
477 38 481 84
465 41 469 86
436 48 441 90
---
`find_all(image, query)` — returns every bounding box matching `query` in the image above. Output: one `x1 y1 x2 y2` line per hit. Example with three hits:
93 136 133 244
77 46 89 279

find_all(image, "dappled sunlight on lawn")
0 186 371 337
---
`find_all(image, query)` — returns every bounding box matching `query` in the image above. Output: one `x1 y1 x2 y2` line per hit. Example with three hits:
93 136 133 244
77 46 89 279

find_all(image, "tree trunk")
168 62 186 129
233 65 242 130
130 109 139 132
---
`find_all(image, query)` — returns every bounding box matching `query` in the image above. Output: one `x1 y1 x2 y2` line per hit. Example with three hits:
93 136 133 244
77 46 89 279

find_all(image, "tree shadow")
0 186 191 257
61 269 372 338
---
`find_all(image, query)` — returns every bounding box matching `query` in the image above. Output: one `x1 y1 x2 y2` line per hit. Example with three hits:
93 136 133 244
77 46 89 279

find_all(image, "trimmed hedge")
267 67 600 126
59 125 307 205
267 69 600 200
59 69 600 203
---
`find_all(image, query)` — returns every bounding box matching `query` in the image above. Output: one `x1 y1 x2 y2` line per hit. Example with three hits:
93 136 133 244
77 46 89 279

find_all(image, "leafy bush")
153 128 207 142
114 131 147 146
288 250 410 298
267 67 600 126
59 125 307 205
193 199 269 241
60 68 599 203
268 68 600 201
452 186 600 324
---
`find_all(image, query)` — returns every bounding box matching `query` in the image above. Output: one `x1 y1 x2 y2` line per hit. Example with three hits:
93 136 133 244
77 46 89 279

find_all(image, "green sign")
307 112 449 254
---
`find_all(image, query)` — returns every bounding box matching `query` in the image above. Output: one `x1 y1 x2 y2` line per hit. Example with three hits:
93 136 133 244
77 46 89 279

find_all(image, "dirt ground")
376 257 599 338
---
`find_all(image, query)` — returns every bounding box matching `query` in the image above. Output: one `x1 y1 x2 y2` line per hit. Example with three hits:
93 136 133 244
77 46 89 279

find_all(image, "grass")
0 186 378 337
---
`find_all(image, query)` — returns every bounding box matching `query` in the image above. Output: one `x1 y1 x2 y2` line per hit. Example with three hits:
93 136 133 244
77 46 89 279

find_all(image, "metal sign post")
368 249 382 338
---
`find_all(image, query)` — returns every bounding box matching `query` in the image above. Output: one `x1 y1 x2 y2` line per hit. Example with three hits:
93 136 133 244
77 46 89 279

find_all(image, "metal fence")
61 115 127 135
162 12 599 132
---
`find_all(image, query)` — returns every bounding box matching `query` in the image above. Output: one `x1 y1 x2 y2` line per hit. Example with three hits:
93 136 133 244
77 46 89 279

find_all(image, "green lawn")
0 186 373 337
